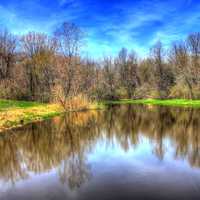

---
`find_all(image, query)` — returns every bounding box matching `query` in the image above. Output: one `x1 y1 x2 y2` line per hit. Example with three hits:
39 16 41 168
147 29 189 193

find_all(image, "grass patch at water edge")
0 99 64 132
0 98 101 132
1 98 200 132
101 99 200 108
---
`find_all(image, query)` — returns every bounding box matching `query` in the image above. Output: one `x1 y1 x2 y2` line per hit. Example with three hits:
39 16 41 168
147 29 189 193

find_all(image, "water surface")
0 105 200 200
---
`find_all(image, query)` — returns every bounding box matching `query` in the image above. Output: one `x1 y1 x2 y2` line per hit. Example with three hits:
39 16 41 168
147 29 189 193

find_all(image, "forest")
0 21 200 107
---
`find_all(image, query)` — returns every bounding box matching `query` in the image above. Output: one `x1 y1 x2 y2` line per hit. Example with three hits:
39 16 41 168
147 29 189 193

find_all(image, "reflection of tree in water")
0 106 200 187
59 153 91 190
58 115 92 190
101 105 200 166
0 111 98 187
0 135 28 184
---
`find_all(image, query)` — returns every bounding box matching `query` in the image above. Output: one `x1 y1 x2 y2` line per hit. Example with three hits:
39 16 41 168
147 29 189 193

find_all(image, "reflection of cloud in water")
0 105 200 191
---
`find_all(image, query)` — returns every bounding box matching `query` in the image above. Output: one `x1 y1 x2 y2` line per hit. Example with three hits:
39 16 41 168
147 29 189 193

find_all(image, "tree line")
0 21 200 103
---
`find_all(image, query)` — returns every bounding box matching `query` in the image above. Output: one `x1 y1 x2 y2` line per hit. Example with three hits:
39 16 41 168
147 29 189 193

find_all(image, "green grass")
0 99 101 132
0 99 64 132
101 99 200 108
0 99 43 111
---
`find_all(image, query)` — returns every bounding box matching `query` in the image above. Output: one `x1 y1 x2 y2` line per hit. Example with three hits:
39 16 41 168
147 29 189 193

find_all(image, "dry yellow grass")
64 94 92 111
0 97 99 132
0 102 64 132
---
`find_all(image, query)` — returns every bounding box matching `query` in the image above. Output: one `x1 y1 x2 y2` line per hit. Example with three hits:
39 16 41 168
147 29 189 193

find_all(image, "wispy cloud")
0 0 200 58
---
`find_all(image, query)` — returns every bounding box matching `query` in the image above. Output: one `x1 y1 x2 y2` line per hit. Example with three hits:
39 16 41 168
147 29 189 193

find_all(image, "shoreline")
1 99 200 133
102 99 200 108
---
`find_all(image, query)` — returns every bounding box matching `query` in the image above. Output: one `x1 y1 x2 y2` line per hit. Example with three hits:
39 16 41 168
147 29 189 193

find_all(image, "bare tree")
117 48 140 98
170 41 194 98
101 57 117 100
0 30 16 79
151 41 170 98
187 33 200 85
54 22 83 108
78 58 97 95
187 33 200 58
21 32 57 101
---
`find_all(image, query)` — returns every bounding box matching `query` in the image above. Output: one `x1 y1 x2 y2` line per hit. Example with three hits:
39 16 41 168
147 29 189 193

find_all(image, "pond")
0 105 200 200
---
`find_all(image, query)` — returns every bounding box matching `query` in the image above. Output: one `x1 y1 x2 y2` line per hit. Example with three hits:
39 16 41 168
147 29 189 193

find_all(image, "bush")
169 81 192 99
90 86 119 101
52 84 91 110
135 84 160 99
0 79 27 100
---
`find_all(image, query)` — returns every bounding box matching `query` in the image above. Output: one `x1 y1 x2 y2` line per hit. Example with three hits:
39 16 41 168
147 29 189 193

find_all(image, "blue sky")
0 0 200 58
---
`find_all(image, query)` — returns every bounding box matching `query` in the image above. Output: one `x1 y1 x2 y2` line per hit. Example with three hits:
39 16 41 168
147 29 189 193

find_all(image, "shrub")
169 82 192 99
135 84 160 99
0 79 27 100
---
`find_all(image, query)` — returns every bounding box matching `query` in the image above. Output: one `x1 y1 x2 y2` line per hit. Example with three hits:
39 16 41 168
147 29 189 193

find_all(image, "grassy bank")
0 99 64 132
0 98 105 132
102 99 200 108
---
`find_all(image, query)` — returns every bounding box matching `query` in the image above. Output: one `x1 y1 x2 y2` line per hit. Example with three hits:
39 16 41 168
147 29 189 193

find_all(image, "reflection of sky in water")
88 134 200 175
1 106 200 199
